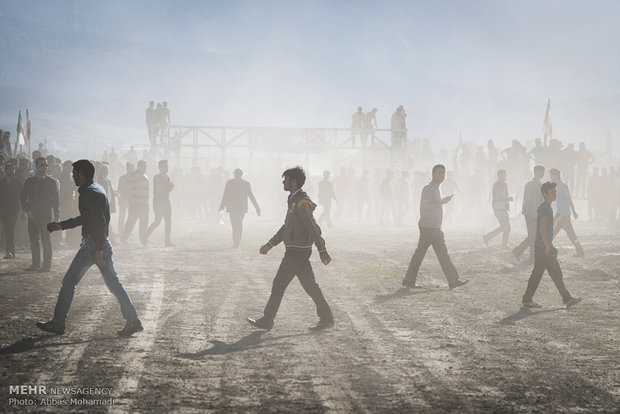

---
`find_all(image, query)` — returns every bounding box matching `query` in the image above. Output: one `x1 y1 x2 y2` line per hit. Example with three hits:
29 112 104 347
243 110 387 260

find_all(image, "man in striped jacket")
247 166 334 331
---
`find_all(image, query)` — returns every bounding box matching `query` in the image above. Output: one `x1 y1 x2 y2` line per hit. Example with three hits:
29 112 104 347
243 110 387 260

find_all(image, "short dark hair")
73 159 95 181
35 156 47 166
540 181 557 195
282 166 306 187
432 164 445 175
158 159 168 168
534 165 545 174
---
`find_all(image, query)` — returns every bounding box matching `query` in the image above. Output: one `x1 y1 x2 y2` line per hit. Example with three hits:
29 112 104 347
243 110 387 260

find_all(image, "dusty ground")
0 218 618 413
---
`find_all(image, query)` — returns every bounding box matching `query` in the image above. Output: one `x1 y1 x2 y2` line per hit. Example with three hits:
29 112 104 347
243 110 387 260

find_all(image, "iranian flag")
543 99 552 142
26 109 31 147
16 110 28 146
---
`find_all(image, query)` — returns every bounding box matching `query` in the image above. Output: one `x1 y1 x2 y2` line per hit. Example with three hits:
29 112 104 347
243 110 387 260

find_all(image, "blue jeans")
52 238 138 325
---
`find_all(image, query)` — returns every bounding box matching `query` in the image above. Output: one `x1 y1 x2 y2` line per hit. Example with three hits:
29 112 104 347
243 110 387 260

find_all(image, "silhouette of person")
575 142 595 199
124 145 138 166
146 101 155 146
38 159 143 337
317 170 337 227
247 166 333 331
21 157 60 272
482 169 513 249
153 103 163 144
521 181 582 309
512 165 545 264
350 107 366 148
121 160 149 245
116 163 134 236
0 161 22 259
395 170 410 225
218 168 260 248
550 168 584 257
402 164 468 289
390 105 407 149
161 101 171 144
363 108 378 148
144 160 175 246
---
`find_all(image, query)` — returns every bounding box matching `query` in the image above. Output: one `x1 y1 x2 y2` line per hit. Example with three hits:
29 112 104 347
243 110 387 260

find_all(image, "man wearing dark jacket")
219 168 260 248
37 159 142 337
247 166 334 331
0 161 22 259
21 157 59 271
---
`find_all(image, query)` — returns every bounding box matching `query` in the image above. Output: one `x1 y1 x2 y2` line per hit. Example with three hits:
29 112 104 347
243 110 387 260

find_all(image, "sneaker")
310 318 334 331
448 279 469 289
36 320 65 335
24 265 40 272
402 279 423 289
522 300 542 308
565 297 582 308
38 267 51 273
117 319 144 337
3 253 15 259
246 317 273 330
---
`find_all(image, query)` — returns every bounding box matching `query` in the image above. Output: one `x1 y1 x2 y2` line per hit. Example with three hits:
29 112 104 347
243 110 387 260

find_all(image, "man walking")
218 168 260 248
402 164 468 289
512 165 545 263
521 181 582 308
247 166 334 330
144 159 175 246
550 168 584 257
37 160 143 336
21 157 60 272
121 160 149 245
483 169 513 249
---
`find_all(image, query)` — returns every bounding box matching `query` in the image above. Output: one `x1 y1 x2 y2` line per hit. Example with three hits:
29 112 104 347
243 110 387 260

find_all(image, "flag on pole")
16 110 27 146
543 99 552 143
26 109 31 148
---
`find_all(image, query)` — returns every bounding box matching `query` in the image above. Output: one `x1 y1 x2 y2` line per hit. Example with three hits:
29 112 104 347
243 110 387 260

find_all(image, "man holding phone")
402 164 468 289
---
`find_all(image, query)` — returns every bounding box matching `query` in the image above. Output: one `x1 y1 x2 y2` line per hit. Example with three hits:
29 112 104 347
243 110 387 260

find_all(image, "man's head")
137 160 147 174
549 168 561 183
431 164 446 184
233 168 242 179
282 166 305 192
541 181 557 203
497 169 506 182
126 162 134 174
149 101 154 107
159 159 169 174
323 170 330 179
579 142 586 150
35 157 48 177
72 159 95 187
533 165 545 179
99 163 109 178
4 162 15 177
32 150 42 161
535 138 541 146
357 106 362 112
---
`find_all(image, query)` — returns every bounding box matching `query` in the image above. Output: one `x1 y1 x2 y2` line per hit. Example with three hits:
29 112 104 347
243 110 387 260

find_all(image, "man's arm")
297 200 331 265
247 183 260 215
219 181 230 211
567 190 578 219
540 215 551 252
51 179 60 221
20 179 30 211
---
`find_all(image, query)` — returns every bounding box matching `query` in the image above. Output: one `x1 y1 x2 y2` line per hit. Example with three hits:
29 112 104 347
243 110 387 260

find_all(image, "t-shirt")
555 180 571 216
535 202 554 248
418 182 442 229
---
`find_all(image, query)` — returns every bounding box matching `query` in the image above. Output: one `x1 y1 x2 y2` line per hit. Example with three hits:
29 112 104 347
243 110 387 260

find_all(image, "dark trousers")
522 247 572 303
145 201 172 243
121 203 149 244
28 217 52 268
513 215 537 262
1 209 18 255
403 227 459 285
484 209 511 248
263 250 333 323
229 211 244 247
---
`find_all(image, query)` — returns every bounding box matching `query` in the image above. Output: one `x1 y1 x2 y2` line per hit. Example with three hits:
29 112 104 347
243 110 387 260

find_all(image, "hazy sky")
1 0 619 149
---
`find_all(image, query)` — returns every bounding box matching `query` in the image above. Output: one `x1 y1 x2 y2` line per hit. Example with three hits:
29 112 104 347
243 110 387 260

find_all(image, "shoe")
3 253 15 259
36 320 65 335
448 279 469 289
522 300 542 308
24 265 39 272
310 318 334 331
246 317 273 330
38 267 51 273
117 319 144 337
402 279 423 289
565 297 582 308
